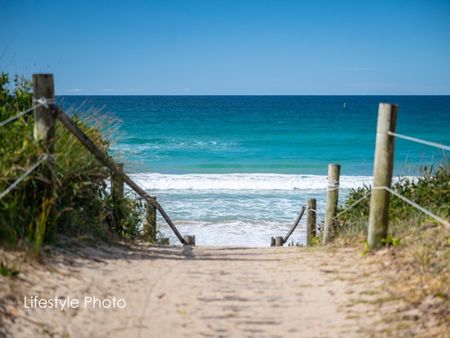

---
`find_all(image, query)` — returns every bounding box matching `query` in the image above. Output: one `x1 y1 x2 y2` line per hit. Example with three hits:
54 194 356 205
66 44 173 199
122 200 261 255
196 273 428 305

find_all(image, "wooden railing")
0 74 192 246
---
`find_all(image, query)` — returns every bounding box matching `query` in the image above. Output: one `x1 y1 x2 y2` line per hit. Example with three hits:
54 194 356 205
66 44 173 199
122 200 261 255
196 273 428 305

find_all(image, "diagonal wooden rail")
283 205 306 243
271 206 306 246
53 105 187 245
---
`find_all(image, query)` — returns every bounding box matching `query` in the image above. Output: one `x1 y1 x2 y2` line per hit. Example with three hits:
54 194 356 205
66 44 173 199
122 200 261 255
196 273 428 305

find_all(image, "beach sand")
1 243 387 337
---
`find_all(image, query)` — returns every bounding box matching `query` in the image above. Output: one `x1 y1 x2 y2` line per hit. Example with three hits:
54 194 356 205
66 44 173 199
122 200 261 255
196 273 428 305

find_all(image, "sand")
1 243 384 338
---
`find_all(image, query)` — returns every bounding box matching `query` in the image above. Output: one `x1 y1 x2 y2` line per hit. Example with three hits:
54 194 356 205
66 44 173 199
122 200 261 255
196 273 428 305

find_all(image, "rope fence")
0 155 48 200
0 98 56 128
335 190 372 219
375 186 449 227
3 75 450 248
330 185 448 228
327 119 450 248
387 131 450 151
1 75 189 245
0 102 43 128
327 179 340 192
0 97 55 200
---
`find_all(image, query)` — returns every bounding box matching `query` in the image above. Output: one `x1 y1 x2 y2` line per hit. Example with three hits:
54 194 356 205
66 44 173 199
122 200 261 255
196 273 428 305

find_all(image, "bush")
0 73 144 250
336 164 450 238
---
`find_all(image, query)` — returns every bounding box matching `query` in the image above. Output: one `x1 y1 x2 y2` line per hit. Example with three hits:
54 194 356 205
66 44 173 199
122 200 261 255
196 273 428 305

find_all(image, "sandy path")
3 244 382 338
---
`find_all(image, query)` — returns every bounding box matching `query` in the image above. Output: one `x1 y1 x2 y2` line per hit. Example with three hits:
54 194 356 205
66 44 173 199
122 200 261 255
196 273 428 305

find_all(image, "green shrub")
336 164 450 238
0 73 144 250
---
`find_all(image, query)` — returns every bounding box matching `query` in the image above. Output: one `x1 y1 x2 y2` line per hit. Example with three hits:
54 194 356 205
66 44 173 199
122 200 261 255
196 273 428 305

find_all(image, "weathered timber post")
111 163 124 201
111 163 124 229
323 164 340 244
183 235 195 245
306 198 316 245
32 74 56 250
33 74 56 148
145 198 157 242
274 236 284 247
33 74 56 185
368 103 398 250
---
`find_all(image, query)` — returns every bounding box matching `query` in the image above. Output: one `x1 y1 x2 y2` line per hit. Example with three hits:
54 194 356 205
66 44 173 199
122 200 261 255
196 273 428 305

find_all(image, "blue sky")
1 0 449 95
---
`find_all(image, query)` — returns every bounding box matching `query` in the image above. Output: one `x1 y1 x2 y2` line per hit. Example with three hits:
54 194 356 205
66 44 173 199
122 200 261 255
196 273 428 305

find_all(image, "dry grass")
334 223 450 337
1 224 448 337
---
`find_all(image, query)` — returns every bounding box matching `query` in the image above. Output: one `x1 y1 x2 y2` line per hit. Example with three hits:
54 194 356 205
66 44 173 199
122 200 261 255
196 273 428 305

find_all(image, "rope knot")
32 97 55 109
327 178 339 191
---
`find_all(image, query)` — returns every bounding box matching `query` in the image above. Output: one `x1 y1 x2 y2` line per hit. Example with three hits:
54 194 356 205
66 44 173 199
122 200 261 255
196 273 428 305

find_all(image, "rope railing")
0 97 54 199
271 205 306 246
327 179 340 192
0 107 34 127
325 108 450 249
335 190 372 218
374 186 449 227
5 76 449 248
52 104 188 245
0 155 48 200
387 131 450 151
283 205 306 243
0 98 54 128
331 185 449 228
1 81 188 245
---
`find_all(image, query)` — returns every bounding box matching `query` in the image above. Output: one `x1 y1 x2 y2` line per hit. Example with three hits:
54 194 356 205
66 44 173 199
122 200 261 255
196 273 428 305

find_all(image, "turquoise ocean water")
60 96 450 245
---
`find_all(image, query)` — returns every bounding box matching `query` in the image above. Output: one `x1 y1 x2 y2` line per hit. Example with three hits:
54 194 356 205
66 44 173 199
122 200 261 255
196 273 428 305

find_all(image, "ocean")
59 96 450 246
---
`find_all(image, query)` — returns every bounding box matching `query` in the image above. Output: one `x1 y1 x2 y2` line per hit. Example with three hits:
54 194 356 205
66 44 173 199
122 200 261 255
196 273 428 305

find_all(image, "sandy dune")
2 244 383 338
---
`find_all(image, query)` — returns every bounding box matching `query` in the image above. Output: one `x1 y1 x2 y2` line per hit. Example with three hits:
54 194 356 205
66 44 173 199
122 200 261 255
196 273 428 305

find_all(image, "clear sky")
1 0 449 95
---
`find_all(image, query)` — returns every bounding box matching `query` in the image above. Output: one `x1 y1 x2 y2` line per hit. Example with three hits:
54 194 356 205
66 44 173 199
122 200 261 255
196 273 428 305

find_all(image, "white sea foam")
129 173 373 191
126 173 414 246
157 219 308 247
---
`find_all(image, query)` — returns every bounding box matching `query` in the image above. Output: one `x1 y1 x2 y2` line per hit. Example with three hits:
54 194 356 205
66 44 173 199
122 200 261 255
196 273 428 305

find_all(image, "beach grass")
0 73 144 252
331 164 450 336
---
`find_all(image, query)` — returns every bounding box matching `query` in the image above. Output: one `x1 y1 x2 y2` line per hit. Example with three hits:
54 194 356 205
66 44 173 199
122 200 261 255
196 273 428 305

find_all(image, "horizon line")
56 94 450 97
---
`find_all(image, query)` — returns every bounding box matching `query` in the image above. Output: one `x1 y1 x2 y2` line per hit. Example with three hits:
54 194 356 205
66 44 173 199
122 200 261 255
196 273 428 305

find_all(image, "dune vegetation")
333 165 450 336
0 73 145 254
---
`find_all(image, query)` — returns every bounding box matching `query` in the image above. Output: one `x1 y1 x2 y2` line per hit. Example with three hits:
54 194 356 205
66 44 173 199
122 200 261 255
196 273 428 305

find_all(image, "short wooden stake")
145 198 157 242
183 235 195 246
306 198 316 245
32 74 56 248
323 164 340 244
274 236 284 247
368 103 398 250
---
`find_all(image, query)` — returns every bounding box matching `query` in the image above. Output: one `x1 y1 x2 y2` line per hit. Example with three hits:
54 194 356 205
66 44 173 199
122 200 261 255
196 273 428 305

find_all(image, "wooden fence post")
32 74 56 248
368 103 398 250
272 236 284 246
111 163 124 201
33 74 56 149
145 198 157 242
306 198 316 245
183 235 195 246
323 164 340 244
32 74 56 189
111 163 124 229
